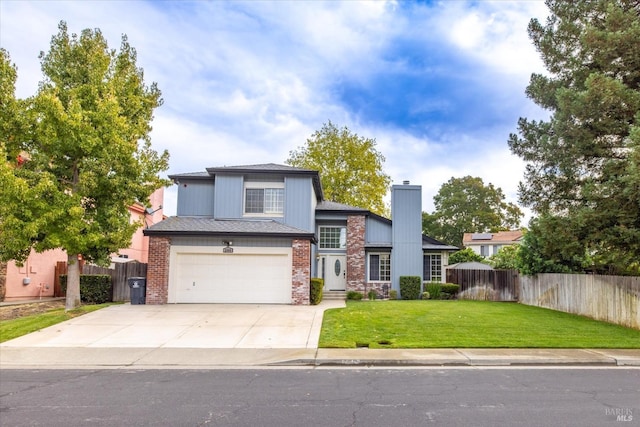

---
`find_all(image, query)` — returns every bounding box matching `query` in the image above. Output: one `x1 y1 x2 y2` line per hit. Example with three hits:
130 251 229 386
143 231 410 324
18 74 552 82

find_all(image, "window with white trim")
369 253 391 281
423 254 442 282
319 226 347 249
244 183 284 215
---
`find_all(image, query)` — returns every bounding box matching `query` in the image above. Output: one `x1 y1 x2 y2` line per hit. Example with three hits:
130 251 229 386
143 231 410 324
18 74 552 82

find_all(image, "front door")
321 255 347 291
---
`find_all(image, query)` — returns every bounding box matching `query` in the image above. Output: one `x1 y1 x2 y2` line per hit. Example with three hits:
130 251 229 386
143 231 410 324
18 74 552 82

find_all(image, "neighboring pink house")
2 188 164 301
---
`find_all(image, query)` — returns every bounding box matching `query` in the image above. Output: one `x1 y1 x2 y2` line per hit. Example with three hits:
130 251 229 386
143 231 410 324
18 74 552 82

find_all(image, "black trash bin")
128 277 146 305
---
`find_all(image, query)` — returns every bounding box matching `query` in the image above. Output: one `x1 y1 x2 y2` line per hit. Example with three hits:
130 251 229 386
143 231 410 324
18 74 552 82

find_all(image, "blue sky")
0 0 549 221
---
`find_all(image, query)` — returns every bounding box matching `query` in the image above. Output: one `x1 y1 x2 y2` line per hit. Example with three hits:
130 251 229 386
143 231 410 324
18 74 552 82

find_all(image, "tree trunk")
0 261 7 302
65 253 81 310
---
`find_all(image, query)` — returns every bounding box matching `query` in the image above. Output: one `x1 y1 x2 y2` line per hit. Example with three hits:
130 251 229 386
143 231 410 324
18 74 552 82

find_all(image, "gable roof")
462 230 524 245
423 235 459 251
144 217 316 241
316 200 370 213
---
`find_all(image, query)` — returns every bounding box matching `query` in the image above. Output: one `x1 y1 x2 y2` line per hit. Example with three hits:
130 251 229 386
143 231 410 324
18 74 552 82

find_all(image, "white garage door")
169 247 292 304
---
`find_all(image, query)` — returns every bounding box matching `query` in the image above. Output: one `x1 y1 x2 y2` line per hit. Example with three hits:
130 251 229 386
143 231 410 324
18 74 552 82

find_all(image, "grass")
0 303 114 343
319 300 640 349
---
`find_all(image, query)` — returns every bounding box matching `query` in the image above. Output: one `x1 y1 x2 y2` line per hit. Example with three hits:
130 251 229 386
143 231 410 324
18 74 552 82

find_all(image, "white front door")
321 255 346 291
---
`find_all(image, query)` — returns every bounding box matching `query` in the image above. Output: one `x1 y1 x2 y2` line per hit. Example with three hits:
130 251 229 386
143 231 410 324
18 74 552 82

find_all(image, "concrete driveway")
1 301 345 350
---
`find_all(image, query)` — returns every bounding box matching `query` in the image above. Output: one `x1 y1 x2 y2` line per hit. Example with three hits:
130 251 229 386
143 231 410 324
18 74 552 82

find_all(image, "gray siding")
214 175 243 218
391 184 423 291
176 180 215 216
284 176 315 232
171 236 292 247
366 216 392 245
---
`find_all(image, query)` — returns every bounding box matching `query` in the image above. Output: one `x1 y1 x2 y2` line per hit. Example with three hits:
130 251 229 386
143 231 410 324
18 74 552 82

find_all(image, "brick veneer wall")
346 215 366 293
146 236 170 304
291 239 311 305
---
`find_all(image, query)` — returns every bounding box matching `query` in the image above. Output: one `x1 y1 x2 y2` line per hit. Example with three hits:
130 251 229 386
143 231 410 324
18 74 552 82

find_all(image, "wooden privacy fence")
446 269 519 301
54 261 147 302
519 273 640 329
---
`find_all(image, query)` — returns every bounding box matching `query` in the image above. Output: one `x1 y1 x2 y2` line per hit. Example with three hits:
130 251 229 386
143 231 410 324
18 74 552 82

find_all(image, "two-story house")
143 164 457 305
462 230 524 258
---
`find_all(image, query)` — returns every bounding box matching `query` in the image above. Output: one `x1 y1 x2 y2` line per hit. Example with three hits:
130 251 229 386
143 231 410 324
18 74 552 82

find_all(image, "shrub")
389 289 398 300
400 276 421 300
347 291 363 300
310 278 324 305
60 274 112 304
421 291 431 300
425 282 442 300
441 283 460 296
367 290 377 300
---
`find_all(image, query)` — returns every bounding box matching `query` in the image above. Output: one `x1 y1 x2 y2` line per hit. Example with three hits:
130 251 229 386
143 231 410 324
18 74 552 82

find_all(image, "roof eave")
143 229 317 243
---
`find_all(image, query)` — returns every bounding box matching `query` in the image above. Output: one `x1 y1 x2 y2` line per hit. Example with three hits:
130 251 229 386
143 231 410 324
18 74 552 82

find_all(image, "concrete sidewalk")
1 347 639 369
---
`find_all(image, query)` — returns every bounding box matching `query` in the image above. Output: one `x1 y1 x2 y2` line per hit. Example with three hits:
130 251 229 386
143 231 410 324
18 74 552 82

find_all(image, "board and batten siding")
390 184 423 291
176 180 215 216
366 216 392 245
284 176 315 232
214 175 243 218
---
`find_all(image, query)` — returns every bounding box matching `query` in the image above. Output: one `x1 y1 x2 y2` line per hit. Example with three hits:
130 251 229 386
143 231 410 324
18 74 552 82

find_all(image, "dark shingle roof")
316 200 369 213
206 163 316 173
422 235 459 251
144 217 315 241
167 171 212 180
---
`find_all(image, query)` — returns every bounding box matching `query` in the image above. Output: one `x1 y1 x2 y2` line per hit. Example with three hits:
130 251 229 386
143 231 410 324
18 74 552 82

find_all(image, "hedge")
400 276 421 300
441 283 460 295
310 278 324 305
60 274 112 304
347 291 363 300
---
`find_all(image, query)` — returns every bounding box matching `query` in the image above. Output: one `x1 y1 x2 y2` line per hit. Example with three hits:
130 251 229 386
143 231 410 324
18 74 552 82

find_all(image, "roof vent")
403 180 410 185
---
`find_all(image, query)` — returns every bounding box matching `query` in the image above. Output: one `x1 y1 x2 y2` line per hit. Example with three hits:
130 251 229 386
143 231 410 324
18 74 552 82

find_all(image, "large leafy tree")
508 1 640 275
0 22 169 309
422 176 523 247
286 121 391 216
448 248 486 265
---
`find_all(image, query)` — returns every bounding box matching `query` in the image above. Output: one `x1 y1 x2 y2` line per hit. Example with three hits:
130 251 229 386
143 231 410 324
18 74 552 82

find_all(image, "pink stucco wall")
4 248 67 301
117 188 164 263
3 188 164 301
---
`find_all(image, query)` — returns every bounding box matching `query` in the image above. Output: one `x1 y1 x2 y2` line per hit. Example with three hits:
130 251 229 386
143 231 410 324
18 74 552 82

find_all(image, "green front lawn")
0 303 113 343
319 300 640 348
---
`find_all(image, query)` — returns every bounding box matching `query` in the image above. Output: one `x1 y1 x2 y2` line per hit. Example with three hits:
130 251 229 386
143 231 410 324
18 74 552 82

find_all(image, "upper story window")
319 226 347 249
480 245 489 257
244 182 284 216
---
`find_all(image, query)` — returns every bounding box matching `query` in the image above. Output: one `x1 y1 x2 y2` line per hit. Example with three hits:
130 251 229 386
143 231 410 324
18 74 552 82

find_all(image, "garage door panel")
170 250 292 304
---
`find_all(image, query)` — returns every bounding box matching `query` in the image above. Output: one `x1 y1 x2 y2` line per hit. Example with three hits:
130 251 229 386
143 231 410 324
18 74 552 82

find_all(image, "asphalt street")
1 368 638 426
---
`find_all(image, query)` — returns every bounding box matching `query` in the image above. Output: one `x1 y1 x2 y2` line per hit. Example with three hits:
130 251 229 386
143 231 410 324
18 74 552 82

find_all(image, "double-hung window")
369 253 391 281
423 254 442 282
244 183 284 215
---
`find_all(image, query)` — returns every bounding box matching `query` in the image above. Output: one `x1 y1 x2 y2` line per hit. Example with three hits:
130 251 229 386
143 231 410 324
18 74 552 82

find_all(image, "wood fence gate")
446 269 519 301
54 261 147 302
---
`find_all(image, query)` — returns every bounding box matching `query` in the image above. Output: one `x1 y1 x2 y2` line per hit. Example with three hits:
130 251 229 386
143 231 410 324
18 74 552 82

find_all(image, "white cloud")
1 0 545 224
438 1 548 77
